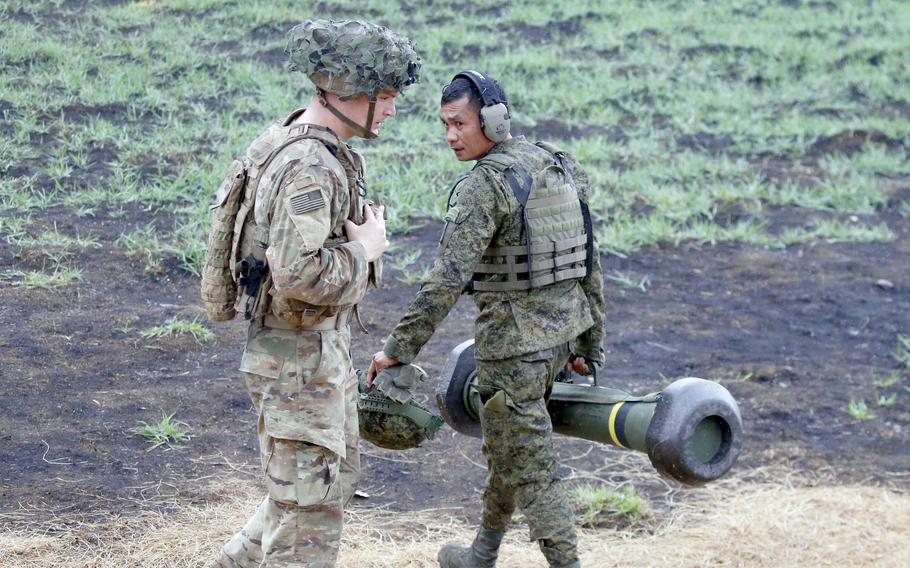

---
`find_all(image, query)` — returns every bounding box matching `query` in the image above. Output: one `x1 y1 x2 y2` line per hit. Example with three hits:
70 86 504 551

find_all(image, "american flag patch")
289 189 325 215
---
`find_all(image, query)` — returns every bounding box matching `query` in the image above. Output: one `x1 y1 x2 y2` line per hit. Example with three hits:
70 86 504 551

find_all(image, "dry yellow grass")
1 476 907 568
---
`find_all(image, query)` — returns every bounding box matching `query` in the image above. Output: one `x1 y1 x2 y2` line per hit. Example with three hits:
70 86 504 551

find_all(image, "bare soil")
1 136 909 532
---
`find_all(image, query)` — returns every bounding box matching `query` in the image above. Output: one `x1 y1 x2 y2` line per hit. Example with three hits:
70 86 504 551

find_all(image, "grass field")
2 0 907 275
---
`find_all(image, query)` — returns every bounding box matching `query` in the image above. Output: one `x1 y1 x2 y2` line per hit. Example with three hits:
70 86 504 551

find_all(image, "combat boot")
437 527 505 568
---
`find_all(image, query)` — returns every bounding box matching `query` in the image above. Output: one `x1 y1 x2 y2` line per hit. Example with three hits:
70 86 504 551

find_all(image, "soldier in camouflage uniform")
213 20 421 568
369 72 605 568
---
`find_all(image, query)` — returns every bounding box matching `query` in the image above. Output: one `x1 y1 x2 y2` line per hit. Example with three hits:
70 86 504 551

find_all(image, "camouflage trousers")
475 343 577 568
216 322 360 568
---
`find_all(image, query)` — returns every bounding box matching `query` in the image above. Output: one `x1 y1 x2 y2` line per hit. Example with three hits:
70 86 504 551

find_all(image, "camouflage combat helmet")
358 365 444 450
286 19 421 100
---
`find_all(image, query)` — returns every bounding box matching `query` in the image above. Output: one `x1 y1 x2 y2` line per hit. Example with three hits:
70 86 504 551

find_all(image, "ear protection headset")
452 70 511 143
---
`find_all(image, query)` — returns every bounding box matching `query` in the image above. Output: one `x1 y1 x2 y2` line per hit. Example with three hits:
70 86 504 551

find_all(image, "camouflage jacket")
254 122 371 323
383 136 606 362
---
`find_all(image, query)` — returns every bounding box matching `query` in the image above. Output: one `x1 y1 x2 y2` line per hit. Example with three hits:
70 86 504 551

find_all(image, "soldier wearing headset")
369 71 605 568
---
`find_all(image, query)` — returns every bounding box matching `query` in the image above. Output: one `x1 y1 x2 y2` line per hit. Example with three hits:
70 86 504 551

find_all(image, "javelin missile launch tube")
437 340 743 485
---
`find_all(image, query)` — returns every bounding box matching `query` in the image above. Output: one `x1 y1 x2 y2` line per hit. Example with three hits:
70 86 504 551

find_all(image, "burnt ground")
1 175 909 530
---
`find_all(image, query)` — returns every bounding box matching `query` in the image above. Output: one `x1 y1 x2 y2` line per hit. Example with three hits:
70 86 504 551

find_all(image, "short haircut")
441 74 507 111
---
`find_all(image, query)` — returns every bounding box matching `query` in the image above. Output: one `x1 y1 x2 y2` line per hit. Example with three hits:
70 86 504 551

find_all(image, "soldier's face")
369 88 399 135
440 95 495 161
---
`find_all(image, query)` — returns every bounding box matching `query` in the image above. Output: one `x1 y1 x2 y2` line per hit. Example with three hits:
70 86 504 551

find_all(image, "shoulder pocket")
444 205 467 225
285 181 331 250
439 206 466 249
239 349 284 379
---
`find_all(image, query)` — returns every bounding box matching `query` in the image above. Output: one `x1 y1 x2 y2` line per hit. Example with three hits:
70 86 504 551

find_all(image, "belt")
261 309 351 331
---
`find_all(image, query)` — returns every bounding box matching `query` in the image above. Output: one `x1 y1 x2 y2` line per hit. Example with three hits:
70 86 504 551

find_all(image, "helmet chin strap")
318 90 377 139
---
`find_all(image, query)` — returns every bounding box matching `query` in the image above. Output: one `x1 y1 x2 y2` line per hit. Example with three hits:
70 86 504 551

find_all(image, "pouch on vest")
201 159 247 321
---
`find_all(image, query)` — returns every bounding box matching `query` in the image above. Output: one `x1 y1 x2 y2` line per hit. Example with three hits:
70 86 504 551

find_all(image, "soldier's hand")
566 356 591 376
367 350 399 386
345 204 389 262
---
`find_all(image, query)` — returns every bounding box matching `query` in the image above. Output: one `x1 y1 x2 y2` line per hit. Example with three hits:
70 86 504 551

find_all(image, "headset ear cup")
480 103 511 143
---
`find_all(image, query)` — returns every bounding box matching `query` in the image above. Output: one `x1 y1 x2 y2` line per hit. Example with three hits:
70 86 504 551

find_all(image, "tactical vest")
468 142 594 293
201 109 375 323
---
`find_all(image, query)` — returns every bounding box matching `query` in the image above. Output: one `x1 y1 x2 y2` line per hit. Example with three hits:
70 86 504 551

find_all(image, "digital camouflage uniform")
383 136 606 567
213 19 421 568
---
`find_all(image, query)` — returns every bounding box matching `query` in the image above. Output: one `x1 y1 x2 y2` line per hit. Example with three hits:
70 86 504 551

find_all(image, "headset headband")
453 70 505 107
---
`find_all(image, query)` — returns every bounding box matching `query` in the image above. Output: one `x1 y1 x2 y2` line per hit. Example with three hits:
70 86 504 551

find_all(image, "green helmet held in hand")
358 364 443 450
286 19 422 100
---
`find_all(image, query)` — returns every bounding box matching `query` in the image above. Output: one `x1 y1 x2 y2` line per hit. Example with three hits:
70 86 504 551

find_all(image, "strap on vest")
472 266 588 292
483 233 587 257
473 249 587 274
502 165 533 283
282 108 308 126
579 199 594 278
502 165 532 205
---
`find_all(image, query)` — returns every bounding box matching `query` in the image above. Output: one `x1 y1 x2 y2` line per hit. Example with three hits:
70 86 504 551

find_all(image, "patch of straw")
0 475 907 568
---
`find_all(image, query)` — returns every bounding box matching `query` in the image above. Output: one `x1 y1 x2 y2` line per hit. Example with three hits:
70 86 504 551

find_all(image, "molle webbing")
470 146 591 293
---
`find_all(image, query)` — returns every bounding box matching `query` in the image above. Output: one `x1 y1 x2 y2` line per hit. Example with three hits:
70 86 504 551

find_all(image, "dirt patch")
1 188 908 526
679 44 768 59
808 129 905 158
255 46 287 68
248 20 302 43
834 49 886 69
440 42 500 61
522 119 610 142
676 132 736 154
500 16 587 45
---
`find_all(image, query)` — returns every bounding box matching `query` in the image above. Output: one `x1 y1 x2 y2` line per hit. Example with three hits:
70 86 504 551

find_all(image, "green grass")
895 335 910 370
1 0 908 271
877 393 897 408
117 222 205 276
0 216 31 244
396 264 433 286
140 317 216 343
384 246 423 272
385 246 436 285
605 270 650 292
843 398 875 422
0 221 86 287
569 483 648 527
13 225 101 250
129 412 192 450
873 371 902 390
733 371 755 383
6 267 82 289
